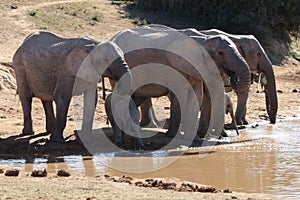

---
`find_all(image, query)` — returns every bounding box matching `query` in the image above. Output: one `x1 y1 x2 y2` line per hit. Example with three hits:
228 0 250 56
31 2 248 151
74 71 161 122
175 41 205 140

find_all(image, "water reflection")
0 119 299 198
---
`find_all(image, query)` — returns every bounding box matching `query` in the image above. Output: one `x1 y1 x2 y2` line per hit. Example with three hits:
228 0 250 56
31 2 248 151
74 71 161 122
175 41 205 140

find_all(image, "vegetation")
27 2 104 32
113 0 300 62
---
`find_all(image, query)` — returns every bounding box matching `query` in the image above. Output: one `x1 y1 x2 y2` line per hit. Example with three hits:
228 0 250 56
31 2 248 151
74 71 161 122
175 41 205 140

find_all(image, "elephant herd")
12 25 278 149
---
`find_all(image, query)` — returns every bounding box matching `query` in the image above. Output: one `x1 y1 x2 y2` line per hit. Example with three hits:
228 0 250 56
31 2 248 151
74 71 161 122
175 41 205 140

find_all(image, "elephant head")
194 35 251 92
232 36 278 124
199 29 278 124
191 35 251 124
66 41 132 95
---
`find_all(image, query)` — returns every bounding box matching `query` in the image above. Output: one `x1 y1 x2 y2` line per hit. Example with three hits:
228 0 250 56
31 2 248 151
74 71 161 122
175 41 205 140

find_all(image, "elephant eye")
218 51 224 55
257 52 261 57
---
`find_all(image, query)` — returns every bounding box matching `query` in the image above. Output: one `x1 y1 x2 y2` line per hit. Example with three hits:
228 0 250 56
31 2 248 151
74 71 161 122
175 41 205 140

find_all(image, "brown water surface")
1 119 299 199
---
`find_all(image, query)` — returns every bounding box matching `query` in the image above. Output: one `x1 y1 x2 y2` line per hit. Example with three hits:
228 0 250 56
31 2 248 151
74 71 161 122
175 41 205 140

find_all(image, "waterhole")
0 119 299 199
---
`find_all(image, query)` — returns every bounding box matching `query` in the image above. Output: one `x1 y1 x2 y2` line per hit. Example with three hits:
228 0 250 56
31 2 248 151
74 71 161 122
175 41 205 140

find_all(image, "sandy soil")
0 0 299 199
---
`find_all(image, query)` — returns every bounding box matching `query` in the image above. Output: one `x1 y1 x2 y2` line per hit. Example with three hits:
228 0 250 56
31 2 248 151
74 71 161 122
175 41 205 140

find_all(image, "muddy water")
1 119 299 199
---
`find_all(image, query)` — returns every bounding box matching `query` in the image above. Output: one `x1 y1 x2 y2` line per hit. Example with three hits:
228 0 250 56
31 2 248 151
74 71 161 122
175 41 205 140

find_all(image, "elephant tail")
102 76 106 101
101 76 110 126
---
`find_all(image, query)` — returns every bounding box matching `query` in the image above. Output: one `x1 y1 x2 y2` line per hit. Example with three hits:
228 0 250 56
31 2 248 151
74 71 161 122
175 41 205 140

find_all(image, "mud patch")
0 63 16 92
5 169 19 176
31 169 47 177
57 169 71 177
103 174 224 193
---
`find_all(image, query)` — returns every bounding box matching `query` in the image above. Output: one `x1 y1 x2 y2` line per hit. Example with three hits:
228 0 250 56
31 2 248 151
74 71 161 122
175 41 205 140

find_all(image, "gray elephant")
224 93 239 135
135 25 250 137
197 29 277 125
105 92 145 149
13 31 131 142
110 27 249 138
144 24 251 130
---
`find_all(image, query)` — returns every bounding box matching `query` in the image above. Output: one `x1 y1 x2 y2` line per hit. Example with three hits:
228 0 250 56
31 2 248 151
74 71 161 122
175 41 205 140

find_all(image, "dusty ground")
0 0 299 199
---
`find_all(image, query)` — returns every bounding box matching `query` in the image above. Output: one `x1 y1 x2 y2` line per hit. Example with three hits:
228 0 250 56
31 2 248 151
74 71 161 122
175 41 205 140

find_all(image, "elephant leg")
105 93 124 146
50 80 73 142
198 90 211 138
41 100 55 134
166 92 180 137
16 75 34 135
129 98 145 149
21 96 34 135
235 90 249 125
81 87 97 134
140 98 158 128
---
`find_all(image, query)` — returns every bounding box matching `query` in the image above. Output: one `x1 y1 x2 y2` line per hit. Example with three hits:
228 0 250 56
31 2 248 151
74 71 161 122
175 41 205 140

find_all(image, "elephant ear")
65 44 100 83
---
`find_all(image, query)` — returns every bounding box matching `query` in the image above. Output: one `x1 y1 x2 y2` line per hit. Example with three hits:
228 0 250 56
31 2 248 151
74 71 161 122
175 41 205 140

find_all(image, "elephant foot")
242 119 249 125
136 139 146 151
224 123 236 130
166 130 177 138
140 119 158 128
221 129 228 137
197 132 207 138
50 133 65 143
236 118 249 125
22 127 34 135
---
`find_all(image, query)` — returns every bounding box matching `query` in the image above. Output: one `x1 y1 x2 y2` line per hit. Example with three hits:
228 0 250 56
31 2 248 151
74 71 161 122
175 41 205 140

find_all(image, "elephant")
135 25 250 136
196 29 277 125
104 92 145 149
12 31 132 142
224 93 239 135
109 26 250 139
143 24 251 129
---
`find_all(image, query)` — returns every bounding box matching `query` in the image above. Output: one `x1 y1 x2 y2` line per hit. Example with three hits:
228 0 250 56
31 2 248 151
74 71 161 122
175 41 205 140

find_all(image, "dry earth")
0 0 299 199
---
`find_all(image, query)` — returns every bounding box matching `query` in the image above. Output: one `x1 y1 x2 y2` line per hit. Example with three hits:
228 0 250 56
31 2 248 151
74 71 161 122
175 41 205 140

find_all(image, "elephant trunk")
261 61 278 124
105 57 132 95
225 52 251 125
227 53 251 93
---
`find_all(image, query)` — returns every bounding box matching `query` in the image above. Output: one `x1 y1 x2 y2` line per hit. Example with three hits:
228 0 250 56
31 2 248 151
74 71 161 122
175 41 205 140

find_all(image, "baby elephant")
224 94 239 136
105 92 145 149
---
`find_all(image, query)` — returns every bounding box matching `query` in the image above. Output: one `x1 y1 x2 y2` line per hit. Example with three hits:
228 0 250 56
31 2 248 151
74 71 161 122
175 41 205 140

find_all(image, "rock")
31 169 47 177
292 89 298 93
277 90 283 93
134 181 143 186
0 168 4 173
57 169 70 177
10 4 18 9
223 188 232 193
5 169 19 177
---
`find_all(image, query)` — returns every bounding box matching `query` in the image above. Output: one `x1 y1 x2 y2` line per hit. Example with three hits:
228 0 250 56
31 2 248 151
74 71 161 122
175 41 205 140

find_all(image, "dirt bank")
0 0 298 199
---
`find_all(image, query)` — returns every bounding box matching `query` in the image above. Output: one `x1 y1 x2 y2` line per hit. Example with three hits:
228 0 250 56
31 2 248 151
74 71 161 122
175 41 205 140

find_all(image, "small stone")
223 188 232 193
151 179 158 187
0 168 4 173
10 3 18 9
166 185 176 190
256 90 260 93
135 181 143 186
277 90 283 93
5 169 19 177
292 89 298 93
31 169 47 177
57 169 70 177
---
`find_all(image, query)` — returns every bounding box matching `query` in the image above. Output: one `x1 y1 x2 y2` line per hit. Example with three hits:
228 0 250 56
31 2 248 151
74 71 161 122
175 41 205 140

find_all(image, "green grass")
26 2 104 33
289 48 300 60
